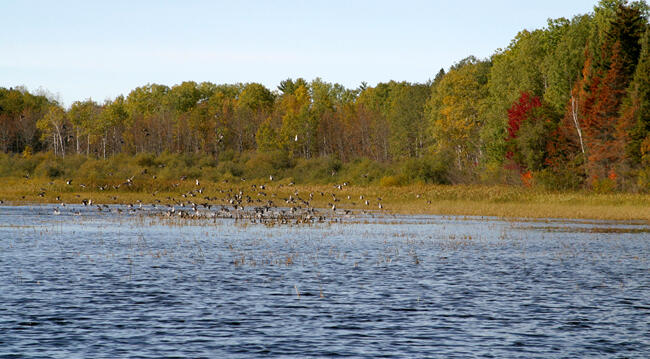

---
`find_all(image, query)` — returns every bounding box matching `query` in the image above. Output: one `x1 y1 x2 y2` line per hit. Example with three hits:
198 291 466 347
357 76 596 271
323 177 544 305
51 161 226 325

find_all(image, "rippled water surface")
1 205 649 358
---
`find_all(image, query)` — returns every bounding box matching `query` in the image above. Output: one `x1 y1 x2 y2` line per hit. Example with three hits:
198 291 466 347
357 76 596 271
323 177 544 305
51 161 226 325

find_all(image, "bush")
380 174 406 186
339 158 388 185
400 156 450 184
637 167 650 193
135 153 157 167
244 151 291 179
289 156 341 184
536 167 585 191
216 160 243 178
33 156 65 179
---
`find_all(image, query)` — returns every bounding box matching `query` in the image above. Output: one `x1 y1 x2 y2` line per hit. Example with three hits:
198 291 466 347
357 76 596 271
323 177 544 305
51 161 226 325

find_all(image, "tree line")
1 0 648 190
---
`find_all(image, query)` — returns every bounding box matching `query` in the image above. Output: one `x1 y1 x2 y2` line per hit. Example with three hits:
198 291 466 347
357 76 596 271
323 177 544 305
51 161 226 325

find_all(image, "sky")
1 0 600 107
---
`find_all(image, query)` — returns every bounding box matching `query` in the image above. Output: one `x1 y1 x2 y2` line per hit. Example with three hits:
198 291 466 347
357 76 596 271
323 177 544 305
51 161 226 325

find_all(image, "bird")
294 134 298 142
66 179 72 185
195 179 200 186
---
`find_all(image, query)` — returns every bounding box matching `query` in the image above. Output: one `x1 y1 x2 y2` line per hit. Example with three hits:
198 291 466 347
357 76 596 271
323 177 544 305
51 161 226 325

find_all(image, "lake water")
1 205 649 358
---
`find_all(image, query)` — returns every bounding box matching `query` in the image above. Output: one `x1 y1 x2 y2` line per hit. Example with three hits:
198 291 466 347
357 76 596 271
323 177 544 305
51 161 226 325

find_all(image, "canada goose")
66 179 72 185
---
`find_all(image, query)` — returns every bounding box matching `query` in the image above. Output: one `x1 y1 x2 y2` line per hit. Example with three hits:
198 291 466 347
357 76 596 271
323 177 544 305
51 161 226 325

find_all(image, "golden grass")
1 177 648 222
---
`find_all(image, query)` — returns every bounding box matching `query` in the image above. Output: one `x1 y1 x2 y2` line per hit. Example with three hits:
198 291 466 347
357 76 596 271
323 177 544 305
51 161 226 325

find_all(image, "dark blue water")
1 205 649 358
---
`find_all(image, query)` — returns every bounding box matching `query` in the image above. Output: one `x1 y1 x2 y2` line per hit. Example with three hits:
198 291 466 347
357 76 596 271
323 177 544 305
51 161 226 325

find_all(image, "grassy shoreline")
1 177 649 222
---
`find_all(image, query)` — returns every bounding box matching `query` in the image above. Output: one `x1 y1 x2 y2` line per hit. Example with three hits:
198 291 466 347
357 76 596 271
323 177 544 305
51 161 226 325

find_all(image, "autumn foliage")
1 0 648 191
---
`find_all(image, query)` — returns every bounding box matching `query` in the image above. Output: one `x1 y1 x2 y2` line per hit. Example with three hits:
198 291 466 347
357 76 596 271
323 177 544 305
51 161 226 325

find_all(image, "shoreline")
1 178 648 223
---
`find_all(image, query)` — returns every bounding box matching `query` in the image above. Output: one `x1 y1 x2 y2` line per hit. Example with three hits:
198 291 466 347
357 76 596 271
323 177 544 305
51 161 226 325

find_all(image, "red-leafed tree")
582 41 629 182
505 92 555 173
507 92 542 141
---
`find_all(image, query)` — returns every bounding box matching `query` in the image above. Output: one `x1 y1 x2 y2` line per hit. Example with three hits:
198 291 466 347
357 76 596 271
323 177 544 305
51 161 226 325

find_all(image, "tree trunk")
570 96 586 155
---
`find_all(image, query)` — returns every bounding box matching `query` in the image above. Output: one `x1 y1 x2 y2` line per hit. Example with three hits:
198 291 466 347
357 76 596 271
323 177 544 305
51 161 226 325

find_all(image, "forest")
1 0 649 192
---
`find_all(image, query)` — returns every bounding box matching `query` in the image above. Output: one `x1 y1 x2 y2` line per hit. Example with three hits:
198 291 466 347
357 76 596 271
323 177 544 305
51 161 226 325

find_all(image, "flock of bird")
28 175 394 225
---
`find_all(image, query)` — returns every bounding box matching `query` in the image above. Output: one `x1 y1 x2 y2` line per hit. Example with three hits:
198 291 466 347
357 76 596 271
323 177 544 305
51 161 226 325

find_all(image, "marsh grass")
0 177 648 222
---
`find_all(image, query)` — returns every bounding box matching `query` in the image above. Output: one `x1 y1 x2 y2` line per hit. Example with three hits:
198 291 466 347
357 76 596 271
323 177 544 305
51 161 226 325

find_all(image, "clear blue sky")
1 0 599 106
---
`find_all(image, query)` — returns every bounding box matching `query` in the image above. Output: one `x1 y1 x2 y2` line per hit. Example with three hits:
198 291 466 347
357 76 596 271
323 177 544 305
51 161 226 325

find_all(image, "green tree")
623 26 650 167
37 105 67 157
68 99 101 155
386 83 430 159
427 57 490 175
482 30 549 165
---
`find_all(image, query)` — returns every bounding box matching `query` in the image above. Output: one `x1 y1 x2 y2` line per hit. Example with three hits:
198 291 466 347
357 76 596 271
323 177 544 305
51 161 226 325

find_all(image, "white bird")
294 134 298 142
195 179 200 186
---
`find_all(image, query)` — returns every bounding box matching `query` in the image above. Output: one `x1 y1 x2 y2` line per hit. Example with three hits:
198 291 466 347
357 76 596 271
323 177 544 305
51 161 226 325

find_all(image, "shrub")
379 174 406 186
33 156 65 179
339 158 388 185
400 156 450 184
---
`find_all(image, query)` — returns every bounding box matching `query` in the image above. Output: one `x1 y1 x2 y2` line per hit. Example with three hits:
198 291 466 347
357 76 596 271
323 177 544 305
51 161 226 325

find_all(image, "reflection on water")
1 205 648 358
